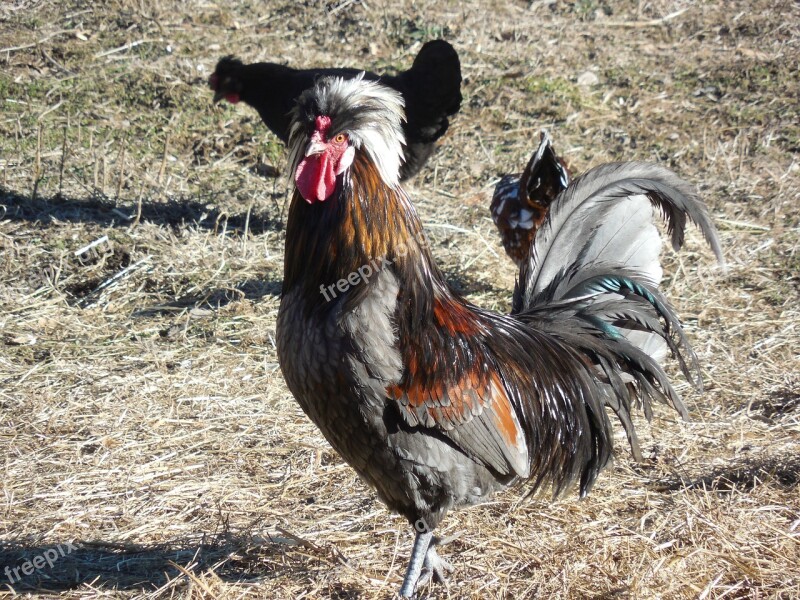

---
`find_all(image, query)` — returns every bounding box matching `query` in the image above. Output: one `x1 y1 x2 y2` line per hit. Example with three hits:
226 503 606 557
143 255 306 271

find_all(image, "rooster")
276 74 724 597
209 40 462 181
491 130 571 265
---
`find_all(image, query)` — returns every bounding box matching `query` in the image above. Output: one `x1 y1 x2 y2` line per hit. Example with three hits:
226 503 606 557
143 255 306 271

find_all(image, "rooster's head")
209 56 244 104
288 73 406 203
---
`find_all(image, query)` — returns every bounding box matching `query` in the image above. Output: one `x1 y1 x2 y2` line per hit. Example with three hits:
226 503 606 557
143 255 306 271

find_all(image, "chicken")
276 74 724 597
491 130 571 265
208 40 462 181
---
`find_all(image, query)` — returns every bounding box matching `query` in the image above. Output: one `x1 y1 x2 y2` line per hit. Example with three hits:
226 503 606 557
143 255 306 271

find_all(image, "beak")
305 140 327 156
208 73 223 102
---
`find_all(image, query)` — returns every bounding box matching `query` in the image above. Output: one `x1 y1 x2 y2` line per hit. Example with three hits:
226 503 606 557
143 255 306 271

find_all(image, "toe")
423 546 454 584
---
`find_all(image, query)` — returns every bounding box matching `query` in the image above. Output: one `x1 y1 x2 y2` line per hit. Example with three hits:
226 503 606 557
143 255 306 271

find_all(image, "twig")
715 218 771 232
167 561 216 596
37 99 64 121
327 0 360 16
242 200 253 256
58 117 69 197
32 123 43 202
274 526 322 552
131 180 146 228
92 140 99 190
157 134 170 186
74 235 109 257
94 38 164 59
596 7 688 27
115 139 127 199
111 208 133 221
41 48 75 75
102 152 108 195
0 30 71 54
79 256 152 307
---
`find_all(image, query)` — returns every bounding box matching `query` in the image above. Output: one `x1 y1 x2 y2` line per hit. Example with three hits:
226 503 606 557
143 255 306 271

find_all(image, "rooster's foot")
416 536 455 588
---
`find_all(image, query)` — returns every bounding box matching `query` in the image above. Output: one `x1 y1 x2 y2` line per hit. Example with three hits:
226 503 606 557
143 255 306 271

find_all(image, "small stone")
577 71 600 87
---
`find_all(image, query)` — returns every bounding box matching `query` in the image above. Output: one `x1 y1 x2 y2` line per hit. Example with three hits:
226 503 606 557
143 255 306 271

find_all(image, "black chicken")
209 40 462 181
276 74 724 596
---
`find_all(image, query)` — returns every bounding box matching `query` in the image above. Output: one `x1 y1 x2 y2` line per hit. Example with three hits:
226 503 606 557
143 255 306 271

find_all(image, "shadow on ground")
0 187 283 235
133 277 283 317
657 453 800 493
0 532 347 593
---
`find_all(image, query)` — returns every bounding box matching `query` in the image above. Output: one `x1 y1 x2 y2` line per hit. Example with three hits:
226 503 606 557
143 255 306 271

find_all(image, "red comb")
315 115 332 134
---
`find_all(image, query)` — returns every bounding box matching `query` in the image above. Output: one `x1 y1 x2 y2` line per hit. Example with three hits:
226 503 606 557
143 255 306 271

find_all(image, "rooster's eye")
333 133 347 144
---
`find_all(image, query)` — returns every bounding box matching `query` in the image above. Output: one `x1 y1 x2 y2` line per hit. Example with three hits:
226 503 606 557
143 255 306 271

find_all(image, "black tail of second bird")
396 40 462 179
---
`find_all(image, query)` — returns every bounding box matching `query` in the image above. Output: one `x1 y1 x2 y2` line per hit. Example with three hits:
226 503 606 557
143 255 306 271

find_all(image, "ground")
0 0 798 598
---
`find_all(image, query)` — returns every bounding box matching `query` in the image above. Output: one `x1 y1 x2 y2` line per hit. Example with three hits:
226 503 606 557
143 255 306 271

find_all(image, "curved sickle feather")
517 161 725 311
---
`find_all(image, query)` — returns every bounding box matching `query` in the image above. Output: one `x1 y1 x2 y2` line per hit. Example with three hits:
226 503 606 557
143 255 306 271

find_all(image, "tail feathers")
523 296 690 466
520 265 702 386
519 162 724 308
505 199 712 496
578 271 701 387
509 162 721 482
513 161 722 398
400 40 462 144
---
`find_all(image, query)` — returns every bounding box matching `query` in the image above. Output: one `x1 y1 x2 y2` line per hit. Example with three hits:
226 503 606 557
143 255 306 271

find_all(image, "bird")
208 40 462 181
275 74 724 597
491 130 571 265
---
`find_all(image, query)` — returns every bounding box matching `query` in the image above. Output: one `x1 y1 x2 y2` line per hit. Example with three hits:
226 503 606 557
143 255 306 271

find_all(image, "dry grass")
1 0 798 598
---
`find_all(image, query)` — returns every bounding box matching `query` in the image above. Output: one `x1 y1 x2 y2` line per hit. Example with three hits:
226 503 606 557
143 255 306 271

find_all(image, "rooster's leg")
399 530 433 598
400 532 456 597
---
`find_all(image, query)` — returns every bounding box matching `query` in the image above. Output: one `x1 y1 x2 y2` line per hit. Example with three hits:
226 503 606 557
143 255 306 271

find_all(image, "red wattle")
295 151 336 203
